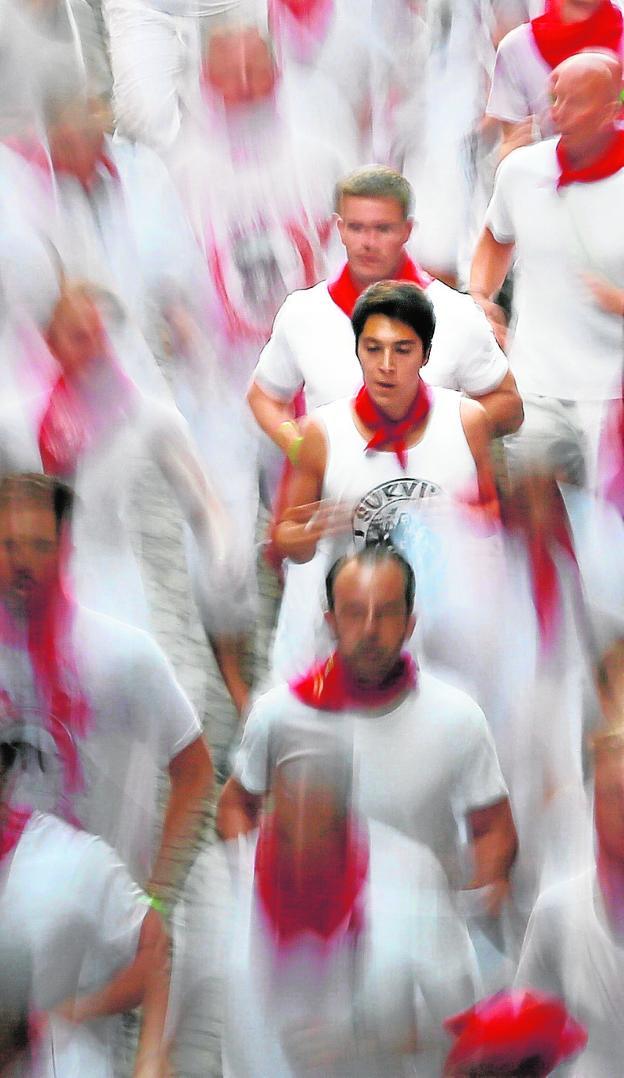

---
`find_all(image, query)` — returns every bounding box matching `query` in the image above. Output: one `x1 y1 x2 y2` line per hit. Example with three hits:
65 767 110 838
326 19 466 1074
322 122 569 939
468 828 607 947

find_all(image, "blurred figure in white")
171 13 348 715
471 52 624 488
488 0 624 158
0 285 234 639
177 742 481 1077
0 473 213 896
515 720 624 1077
0 733 171 1077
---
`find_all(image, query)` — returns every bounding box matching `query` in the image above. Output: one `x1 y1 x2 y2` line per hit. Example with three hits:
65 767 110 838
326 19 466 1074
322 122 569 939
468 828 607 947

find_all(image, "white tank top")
318 385 476 551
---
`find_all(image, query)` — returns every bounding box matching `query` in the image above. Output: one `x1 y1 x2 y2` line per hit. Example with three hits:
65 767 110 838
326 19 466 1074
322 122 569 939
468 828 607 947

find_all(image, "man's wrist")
277 420 304 464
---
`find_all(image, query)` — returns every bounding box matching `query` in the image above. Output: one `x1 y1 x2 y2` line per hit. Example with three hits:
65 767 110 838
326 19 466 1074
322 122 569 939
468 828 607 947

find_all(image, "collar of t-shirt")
556 128 624 188
531 0 623 70
289 650 418 711
327 255 433 318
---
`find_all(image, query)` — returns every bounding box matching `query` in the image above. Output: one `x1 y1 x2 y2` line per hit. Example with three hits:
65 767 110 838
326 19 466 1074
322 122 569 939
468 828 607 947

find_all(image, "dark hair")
325 546 416 614
335 165 413 218
0 474 74 533
351 281 436 355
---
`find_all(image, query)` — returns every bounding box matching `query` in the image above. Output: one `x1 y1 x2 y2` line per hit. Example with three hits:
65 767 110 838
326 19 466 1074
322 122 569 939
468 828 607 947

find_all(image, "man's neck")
561 0 603 23
561 125 617 168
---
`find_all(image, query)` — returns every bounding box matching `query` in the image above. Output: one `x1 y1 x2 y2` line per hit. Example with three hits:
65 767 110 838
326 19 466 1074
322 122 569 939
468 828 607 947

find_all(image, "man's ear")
420 346 431 369
404 612 416 643
325 609 338 640
335 213 346 246
402 215 415 245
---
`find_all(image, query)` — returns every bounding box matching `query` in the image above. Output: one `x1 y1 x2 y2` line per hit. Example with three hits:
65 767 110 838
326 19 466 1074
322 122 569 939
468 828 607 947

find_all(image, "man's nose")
380 348 394 372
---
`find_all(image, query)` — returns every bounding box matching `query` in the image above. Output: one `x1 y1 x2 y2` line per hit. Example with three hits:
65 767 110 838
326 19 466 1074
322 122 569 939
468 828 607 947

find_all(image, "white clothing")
515 867 624 1077
235 671 508 887
0 812 146 1077
486 137 624 401
0 607 201 883
272 386 477 680
173 822 480 1077
254 276 509 411
487 23 554 133
104 0 200 154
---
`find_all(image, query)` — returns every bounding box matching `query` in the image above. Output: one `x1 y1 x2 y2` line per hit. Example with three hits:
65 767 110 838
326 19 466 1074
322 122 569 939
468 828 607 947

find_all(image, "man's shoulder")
74 606 163 670
499 136 558 184
277 280 332 318
497 20 534 60
412 671 487 726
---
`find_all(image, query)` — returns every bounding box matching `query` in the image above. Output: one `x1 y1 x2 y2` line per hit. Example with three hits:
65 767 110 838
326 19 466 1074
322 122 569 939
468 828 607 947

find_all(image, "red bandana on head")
353 381 432 470
327 255 433 319
556 128 624 187
254 814 369 946
444 991 587 1076
290 650 418 712
531 0 623 70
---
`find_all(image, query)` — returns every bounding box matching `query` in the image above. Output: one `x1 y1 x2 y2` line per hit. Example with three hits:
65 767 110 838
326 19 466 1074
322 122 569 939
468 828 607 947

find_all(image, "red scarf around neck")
0 806 31 860
556 128 624 188
254 814 369 945
328 254 433 319
290 650 418 712
38 354 137 479
531 0 623 70
504 501 579 654
353 381 432 470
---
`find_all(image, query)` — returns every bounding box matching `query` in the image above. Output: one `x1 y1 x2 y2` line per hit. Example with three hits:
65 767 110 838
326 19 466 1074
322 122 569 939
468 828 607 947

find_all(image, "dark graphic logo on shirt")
352 478 442 551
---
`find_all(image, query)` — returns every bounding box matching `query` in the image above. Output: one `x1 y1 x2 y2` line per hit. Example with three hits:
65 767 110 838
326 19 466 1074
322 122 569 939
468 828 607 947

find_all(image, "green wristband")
286 435 304 466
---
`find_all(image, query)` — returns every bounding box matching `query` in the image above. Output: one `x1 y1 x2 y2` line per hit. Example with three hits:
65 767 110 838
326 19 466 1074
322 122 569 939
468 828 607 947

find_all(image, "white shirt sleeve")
484 155 517 244
78 832 148 982
454 702 509 815
233 692 274 795
253 295 305 402
447 292 510 396
487 30 532 123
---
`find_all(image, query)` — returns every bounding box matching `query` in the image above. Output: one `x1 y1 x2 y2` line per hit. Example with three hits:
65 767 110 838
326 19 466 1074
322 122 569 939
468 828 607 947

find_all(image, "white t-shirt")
253 276 509 411
235 671 508 887
485 138 624 400
1 812 146 1078
173 821 480 1078
515 867 624 1077
0 607 201 883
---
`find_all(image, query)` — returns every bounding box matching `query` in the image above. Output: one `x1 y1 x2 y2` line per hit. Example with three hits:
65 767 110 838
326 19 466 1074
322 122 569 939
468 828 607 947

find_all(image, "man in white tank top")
248 164 523 463
268 281 497 679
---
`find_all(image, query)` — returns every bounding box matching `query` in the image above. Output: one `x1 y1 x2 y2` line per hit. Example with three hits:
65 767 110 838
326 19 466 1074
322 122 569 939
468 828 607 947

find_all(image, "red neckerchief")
290 650 418 712
444 991 587 1075
353 381 432 470
254 814 369 945
556 128 624 188
327 254 433 319
503 496 579 654
38 356 137 479
0 806 31 860
0 531 91 798
268 0 334 62
531 0 623 70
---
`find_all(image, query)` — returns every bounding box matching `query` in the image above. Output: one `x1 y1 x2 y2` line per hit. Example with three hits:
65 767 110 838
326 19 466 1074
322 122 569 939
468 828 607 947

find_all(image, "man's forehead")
0 498 57 530
334 559 403 599
340 195 405 220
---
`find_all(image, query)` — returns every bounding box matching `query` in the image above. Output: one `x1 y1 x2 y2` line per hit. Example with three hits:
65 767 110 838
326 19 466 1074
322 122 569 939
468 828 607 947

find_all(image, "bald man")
471 52 624 488
487 0 624 158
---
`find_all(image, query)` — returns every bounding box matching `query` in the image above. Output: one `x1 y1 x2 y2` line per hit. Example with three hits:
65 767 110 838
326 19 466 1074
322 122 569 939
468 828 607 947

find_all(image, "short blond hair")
335 165 413 218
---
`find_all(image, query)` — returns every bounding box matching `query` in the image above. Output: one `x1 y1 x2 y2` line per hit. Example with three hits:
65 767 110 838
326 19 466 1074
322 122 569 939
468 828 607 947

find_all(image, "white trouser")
103 0 200 153
504 393 611 492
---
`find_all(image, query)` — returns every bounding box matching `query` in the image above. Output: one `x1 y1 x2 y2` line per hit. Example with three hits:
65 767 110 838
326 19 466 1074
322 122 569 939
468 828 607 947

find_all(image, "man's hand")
583 272 624 317
470 294 508 350
281 499 353 546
